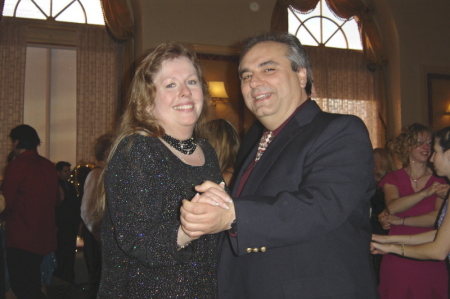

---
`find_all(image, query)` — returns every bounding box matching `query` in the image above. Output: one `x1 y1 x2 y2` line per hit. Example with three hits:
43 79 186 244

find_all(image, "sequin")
98 135 222 298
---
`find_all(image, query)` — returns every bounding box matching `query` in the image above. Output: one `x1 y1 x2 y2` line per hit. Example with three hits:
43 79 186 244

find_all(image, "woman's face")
150 56 204 136
430 138 449 177
409 131 432 163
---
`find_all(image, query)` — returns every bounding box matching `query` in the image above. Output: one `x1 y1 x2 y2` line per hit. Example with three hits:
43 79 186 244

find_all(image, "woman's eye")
188 80 197 85
166 83 175 88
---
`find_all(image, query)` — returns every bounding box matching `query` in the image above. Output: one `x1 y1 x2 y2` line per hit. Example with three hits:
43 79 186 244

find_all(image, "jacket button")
246 248 252 253
260 247 266 252
252 248 259 253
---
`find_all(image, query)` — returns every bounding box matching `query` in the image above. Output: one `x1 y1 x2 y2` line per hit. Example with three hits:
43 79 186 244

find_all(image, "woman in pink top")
377 123 449 299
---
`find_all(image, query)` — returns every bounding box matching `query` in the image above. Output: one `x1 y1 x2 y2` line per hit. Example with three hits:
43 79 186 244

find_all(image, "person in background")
96 42 228 298
372 126 450 286
181 32 378 298
1 124 59 299
81 133 113 297
377 123 449 298
54 161 81 285
370 148 397 283
200 119 240 186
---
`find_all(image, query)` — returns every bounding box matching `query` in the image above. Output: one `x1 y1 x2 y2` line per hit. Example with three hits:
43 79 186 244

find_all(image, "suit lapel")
235 101 322 197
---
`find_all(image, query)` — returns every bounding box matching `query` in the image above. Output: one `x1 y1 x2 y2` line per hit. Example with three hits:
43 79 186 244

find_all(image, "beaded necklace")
162 134 197 155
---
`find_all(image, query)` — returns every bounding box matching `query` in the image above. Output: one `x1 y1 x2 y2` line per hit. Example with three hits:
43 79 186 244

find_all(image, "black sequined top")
98 134 222 298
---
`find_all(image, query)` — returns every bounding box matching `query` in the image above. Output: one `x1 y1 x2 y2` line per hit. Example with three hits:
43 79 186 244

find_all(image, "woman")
372 126 450 284
96 42 229 298
377 123 448 298
201 119 239 186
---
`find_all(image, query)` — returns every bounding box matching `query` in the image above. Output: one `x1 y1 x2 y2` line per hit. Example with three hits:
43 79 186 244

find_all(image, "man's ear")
296 68 307 88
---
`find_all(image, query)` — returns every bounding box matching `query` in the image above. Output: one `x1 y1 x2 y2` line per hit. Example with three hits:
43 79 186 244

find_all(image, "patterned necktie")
255 131 274 163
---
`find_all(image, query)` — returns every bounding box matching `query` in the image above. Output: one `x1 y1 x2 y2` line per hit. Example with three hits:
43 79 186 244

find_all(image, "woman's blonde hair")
93 42 210 220
387 123 433 167
200 119 240 172
373 148 397 181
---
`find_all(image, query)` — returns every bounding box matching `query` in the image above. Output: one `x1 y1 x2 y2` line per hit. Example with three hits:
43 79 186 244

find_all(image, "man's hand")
180 198 235 239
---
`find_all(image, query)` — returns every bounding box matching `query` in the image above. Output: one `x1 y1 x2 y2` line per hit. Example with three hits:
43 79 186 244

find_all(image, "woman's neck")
406 161 428 177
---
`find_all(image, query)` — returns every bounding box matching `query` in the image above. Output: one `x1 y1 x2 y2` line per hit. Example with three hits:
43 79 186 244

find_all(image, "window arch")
3 0 105 25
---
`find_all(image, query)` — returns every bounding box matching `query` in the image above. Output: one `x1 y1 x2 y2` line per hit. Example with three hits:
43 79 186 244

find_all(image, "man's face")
11 140 21 157
58 166 71 181
239 41 308 130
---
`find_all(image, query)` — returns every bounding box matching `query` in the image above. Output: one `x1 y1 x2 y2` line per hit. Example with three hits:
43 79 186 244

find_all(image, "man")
54 161 81 284
1 124 59 298
181 32 378 298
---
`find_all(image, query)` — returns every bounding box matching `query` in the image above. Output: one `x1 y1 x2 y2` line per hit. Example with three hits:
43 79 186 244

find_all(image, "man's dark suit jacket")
218 100 379 298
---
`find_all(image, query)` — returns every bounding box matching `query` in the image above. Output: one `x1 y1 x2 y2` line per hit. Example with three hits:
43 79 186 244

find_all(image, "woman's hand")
372 234 390 244
370 242 389 255
435 183 450 200
424 182 448 198
378 209 391 230
190 181 232 210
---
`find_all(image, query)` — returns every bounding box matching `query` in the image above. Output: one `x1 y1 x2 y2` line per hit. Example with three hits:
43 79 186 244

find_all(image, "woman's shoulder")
379 168 405 187
430 174 447 184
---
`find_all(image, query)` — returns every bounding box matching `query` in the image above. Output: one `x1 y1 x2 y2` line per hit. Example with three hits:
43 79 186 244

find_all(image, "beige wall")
139 0 275 49
371 0 450 137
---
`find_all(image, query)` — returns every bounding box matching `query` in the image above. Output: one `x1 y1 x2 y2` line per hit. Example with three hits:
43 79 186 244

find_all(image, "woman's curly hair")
387 123 433 167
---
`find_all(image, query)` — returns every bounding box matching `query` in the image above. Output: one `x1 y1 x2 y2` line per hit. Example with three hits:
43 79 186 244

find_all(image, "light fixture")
444 104 450 115
208 81 229 105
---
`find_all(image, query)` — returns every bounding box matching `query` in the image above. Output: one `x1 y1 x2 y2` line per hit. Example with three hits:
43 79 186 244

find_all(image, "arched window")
3 0 104 25
288 2 361 50
288 1 381 147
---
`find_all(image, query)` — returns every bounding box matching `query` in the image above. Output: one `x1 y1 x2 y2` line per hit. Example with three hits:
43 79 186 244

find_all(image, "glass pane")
15 0 46 19
3 0 17 16
55 3 86 24
303 17 321 44
322 0 340 21
342 22 363 50
322 19 342 46
80 0 105 25
297 26 318 47
288 9 301 33
52 0 73 17
326 30 347 49
33 0 50 16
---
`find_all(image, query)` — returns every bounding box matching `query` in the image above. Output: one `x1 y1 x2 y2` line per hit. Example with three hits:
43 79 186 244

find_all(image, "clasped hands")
180 181 236 239
378 182 449 230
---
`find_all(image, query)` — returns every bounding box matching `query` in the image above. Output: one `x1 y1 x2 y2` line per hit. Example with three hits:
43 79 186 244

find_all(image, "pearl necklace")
162 134 197 155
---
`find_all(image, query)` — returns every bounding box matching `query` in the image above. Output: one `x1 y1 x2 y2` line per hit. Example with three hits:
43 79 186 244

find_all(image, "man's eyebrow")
239 60 279 78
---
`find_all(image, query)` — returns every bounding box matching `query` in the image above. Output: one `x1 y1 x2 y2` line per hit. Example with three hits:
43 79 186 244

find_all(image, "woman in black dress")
96 42 230 298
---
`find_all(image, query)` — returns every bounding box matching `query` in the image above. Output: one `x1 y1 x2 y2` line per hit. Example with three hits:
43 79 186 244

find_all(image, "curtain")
100 0 135 111
77 26 124 164
305 46 381 146
0 19 27 176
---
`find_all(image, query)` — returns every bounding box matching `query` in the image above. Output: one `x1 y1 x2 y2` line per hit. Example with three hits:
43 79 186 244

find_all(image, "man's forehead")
240 41 288 69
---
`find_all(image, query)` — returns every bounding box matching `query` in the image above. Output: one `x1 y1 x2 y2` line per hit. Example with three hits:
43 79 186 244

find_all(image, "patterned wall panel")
0 19 27 176
77 26 123 165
